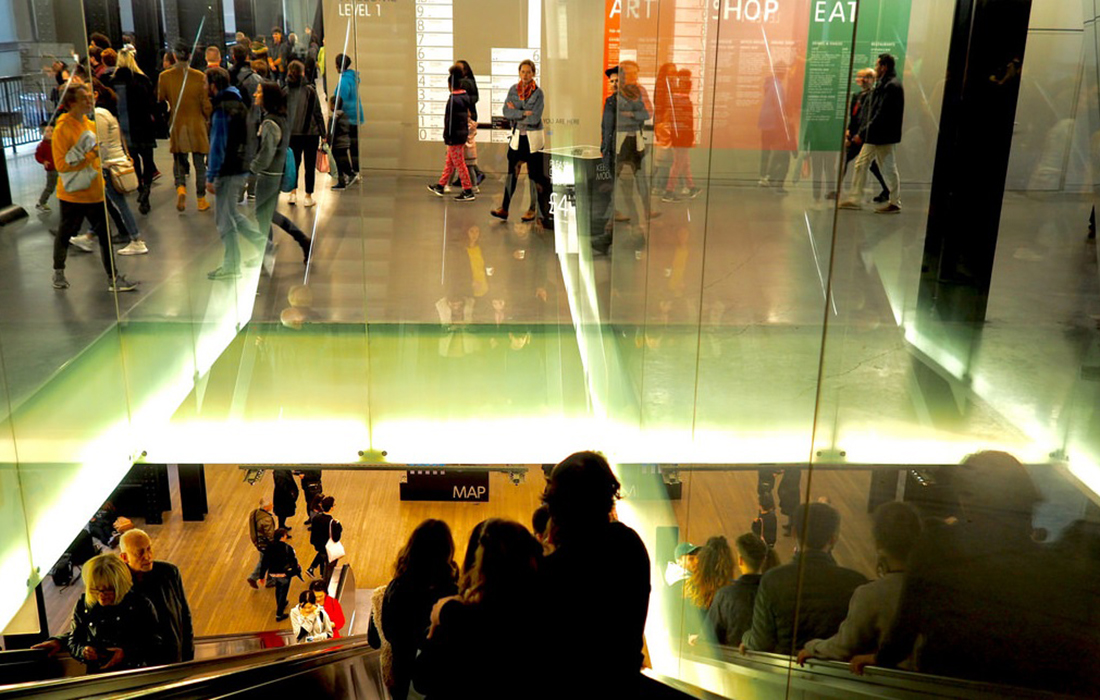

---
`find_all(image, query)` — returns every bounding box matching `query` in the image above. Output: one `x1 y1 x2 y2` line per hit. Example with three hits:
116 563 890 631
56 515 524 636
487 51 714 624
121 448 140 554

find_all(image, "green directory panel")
801 0 912 151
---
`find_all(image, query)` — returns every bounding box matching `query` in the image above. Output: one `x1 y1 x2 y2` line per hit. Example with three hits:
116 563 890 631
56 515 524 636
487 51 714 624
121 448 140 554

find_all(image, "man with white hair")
119 529 194 664
247 495 277 589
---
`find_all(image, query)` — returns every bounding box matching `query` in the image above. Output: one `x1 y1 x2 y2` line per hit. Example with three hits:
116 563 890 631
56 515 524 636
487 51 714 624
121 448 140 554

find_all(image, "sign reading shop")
399 469 490 502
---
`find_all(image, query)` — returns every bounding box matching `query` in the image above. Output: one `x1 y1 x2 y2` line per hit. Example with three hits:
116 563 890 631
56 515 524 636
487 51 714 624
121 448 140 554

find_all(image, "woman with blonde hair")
110 47 158 214
67 553 160 673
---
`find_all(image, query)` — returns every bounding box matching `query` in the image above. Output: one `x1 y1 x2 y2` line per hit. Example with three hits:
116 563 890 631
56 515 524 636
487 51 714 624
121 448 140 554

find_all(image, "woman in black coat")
110 48 158 214
68 554 160 674
272 469 299 531
382 519 459 700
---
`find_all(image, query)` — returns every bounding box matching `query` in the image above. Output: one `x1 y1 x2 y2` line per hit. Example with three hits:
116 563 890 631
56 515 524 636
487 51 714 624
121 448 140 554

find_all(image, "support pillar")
178 464 208 521
917 0 1033 325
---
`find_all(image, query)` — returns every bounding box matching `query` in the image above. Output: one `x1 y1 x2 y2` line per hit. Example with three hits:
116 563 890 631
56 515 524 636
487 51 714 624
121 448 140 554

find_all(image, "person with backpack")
246 496 277 589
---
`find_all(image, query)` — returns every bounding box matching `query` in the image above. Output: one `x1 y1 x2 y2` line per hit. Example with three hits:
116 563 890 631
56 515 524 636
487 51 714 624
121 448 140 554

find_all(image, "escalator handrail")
698 645 1068 699
0 635 375 698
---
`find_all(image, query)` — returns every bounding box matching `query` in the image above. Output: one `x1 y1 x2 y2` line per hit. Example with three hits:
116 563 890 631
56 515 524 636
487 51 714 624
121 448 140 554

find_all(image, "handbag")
280 146 297 192
325 518 345 561
107 159 138 194
317 146 329 174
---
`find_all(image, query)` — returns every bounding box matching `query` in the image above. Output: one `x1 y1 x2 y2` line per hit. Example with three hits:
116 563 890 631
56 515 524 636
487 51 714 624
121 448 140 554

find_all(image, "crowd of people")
668 451 1100 696
25 448 1100 697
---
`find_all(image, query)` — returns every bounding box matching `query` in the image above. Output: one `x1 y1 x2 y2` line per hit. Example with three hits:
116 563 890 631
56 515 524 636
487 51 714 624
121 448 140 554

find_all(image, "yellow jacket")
52 111 103 203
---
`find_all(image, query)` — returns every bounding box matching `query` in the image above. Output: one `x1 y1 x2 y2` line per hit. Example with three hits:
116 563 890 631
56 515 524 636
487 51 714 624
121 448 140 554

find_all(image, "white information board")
415 0 454 142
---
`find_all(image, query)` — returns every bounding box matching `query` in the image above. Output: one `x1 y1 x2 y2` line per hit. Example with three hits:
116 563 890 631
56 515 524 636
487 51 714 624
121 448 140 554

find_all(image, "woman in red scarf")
491 59 552 229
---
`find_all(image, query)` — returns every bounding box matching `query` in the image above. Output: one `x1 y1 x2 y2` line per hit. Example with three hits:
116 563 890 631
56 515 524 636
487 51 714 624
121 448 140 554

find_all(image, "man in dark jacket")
246 496 277 589
258 528 301 621
741 503 867 655
119 529 195 664
204 66 259 280
840 53 904 213
840 68 889 202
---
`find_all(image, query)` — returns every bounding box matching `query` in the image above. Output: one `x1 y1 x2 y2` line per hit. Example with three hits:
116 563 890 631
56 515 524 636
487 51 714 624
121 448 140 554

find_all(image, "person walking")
157 41 213 213
204 66 261 281
490 59 551 228
426 65 477 202
250 81 292 251
334 53 364 177
840 53 904 214
34 123 57 212
308 495 343 585
327 95 354 190
50 83 137 292
834 68 889 202
92 82 148 256
285 60 327 207
246 496 277 589
257 527 301 621
111 48 158 215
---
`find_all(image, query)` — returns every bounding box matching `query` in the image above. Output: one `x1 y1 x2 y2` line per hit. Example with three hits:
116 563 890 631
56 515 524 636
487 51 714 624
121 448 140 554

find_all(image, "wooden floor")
45 465 878 638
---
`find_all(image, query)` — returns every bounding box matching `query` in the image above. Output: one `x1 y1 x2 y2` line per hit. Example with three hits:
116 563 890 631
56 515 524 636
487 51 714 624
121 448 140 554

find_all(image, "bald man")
120 529 194 664
839 68 888 201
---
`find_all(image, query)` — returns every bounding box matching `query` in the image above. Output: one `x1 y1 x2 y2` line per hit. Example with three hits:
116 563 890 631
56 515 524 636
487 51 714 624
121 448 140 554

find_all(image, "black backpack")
49 554 77 587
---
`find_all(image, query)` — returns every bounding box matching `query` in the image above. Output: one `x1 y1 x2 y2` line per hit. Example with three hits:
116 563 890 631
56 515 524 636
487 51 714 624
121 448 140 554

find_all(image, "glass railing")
2 2 1100 698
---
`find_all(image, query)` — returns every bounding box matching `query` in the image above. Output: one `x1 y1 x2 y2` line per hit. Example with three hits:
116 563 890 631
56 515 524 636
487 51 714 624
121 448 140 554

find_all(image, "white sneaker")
443 185 453 194
118 240 149 255
69 233 94 252
303 194 315 208
288 191 297 205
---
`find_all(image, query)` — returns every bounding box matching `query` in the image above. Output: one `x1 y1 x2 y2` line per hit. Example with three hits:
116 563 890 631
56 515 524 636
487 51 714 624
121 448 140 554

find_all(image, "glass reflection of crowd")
677 451 1100 696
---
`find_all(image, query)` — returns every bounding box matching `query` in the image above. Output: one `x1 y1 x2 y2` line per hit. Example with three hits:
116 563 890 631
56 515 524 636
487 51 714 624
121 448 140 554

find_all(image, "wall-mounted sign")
400 469 490 502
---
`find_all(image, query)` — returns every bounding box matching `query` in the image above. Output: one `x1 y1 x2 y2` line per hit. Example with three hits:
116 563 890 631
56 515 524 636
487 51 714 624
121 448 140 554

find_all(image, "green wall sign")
801 0 912 151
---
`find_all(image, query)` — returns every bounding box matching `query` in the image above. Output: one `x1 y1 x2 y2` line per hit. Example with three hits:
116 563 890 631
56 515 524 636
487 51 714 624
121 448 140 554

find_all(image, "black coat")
414 600 539 699
442 91 475 146
706 574 761 646
865 72 904 145
260 540 301 579
382 575 458 700
132 561 194 664
273 470 299 518
741 551 867 655
309 512 343 553
540 522 650 696
68 593 161 673
110 67 157 146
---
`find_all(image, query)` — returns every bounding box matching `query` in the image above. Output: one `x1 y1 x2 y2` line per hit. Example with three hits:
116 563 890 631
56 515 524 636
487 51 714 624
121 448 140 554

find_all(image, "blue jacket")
206 87 249 180
502 83 543 131
336 69 364 125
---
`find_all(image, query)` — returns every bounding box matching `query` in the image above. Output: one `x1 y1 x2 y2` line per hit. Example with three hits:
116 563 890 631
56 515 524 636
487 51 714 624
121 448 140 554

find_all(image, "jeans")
129 143 156 190
847 143 900 205
272 575 290 615
254 173 283 244
290 134 320 194
174 152 207 195
103 170 140 241
332 148 354 183
39 170 58 206
55 200 116 278
214 173 260 270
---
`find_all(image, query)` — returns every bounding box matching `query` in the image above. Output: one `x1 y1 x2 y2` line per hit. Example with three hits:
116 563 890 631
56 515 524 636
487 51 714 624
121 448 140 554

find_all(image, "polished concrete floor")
0 138 1098 478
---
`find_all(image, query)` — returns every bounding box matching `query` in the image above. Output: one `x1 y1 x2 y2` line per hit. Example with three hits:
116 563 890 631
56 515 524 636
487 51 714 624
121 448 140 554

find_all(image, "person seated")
413 519 543 699
706 533 780 646
290 590 334 643
798 501 922 666
67 553 160 673
741 502 867 655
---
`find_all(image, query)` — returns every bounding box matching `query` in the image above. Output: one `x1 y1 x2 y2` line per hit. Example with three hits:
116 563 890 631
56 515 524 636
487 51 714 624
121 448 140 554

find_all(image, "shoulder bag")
325 518 345 561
